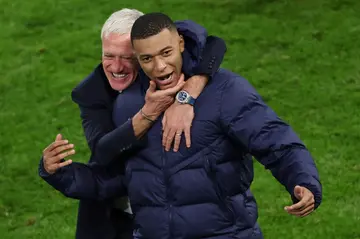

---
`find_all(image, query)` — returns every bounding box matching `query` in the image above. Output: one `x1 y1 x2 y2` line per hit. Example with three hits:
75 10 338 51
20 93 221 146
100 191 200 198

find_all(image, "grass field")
1 0 359 238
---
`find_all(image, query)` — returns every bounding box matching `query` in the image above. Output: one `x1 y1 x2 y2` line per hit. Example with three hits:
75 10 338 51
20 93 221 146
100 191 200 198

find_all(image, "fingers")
50 143 75 157
162 126 172 151
162 115 167 131
164 128 176 151
53 149 76 162
184 126 191 148
43 143 75 174
173 131 182 152
300 207 315 217
287 202 315 217
176 73 185 86
162 74 185 95
57 159 73 169
43 140 69 154
286 187 312 211
162 123 182 152
172 75 186 92
47 159 73 174
291 203 315 217
46 148 75 165
148 74 185 97
178 73 185 82
147 80 156 93
285 199 307 211
285 190 315 217
161 97 194 151
162 124 170 147
55 133 62 141
294 185 303 200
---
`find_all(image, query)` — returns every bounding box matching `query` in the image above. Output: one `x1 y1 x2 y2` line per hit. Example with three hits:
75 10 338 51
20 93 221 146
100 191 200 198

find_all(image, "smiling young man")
109 12 322 238
135 25 186 90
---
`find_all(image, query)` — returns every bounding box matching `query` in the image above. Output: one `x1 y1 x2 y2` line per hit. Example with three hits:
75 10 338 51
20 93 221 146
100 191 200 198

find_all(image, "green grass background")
1 0 359 238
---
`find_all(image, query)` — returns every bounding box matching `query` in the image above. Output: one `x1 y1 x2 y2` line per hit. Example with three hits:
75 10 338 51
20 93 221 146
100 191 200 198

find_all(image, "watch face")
178 91 188 102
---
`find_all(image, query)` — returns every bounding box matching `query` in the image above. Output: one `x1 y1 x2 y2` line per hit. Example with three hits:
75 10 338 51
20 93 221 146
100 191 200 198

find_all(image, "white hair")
101 8 144 39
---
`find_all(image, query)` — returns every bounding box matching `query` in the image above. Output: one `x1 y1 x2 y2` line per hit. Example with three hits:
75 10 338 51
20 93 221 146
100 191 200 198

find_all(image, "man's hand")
285 185 315 217
141 74 185 121
42 134 75 174
162 102 194 152
160 74 208 152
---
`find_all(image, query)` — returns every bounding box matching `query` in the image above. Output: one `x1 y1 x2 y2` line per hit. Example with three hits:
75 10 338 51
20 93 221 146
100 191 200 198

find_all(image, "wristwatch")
176 90 196 106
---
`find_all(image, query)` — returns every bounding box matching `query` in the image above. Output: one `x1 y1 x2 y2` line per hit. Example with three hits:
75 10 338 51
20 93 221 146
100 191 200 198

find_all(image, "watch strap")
187 97 196 106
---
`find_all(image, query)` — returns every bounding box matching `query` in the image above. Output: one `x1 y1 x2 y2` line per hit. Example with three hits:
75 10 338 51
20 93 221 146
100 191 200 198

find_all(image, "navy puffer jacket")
112 69 322 239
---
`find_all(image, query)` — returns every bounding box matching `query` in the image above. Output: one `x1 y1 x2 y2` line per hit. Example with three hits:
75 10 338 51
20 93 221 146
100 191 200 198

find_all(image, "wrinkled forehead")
132 29 179 55
102 33 134 55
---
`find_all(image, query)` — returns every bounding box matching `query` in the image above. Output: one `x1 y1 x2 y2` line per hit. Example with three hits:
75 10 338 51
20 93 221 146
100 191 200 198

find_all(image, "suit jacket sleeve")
176 20 227 78
38 157 127 200
192 36 226 77
74 101 140 164
219 76 322 209
71 67 142 165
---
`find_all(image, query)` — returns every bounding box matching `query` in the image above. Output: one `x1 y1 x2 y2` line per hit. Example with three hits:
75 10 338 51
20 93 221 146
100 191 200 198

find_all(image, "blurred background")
1 0 359 238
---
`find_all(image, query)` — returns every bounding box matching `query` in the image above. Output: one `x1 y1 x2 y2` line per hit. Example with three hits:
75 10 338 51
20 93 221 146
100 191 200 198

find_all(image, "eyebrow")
139 46 173 58
103 53 134 58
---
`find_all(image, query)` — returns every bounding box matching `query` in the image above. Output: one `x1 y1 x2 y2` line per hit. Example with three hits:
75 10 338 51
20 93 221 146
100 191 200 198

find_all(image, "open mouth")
155 72 175 87
112 72 129 80
156 72 173 82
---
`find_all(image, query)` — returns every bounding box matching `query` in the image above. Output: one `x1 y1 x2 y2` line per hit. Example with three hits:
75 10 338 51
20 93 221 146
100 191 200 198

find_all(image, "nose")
154 58 167 72
111 57 125 72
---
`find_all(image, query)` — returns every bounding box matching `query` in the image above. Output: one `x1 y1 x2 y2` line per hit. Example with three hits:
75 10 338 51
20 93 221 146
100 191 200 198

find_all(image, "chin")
157 78 179 90
158 82 177 90
108 78 132 91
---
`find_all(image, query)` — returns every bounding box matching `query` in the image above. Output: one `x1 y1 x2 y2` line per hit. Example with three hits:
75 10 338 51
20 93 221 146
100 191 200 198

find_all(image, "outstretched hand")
42 134 75 174
285 185 315 217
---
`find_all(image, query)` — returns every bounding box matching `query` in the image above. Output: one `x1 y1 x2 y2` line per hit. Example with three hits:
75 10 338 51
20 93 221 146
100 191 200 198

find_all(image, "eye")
122 56 133 61
163 50 172 56
103 54 114 59
141 56 151 63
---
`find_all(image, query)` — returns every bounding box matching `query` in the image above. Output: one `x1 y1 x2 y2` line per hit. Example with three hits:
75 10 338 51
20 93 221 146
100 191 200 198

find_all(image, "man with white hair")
39 8 227 239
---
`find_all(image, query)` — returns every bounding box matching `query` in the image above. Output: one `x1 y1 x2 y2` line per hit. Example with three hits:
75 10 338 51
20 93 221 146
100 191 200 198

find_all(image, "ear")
179 35 185 53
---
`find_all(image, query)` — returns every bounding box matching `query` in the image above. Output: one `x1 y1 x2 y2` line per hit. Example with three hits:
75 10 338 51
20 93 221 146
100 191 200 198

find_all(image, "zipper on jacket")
160 120 173 238
168 204 173 239
164 150 173 238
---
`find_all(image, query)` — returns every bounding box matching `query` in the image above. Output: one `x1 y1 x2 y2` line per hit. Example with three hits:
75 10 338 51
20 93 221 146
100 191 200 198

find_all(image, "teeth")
112 73 127 78
159 73 172 81
166 74 172 80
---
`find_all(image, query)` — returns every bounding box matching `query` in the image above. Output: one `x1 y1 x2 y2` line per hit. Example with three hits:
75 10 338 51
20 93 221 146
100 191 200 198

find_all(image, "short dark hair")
130 12 177 43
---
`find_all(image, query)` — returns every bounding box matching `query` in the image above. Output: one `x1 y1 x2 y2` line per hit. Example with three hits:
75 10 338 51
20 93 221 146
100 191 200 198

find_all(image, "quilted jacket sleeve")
219 75 322 209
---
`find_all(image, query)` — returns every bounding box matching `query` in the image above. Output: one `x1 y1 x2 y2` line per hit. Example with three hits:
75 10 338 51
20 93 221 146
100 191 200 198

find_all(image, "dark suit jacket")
39 20 227 239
